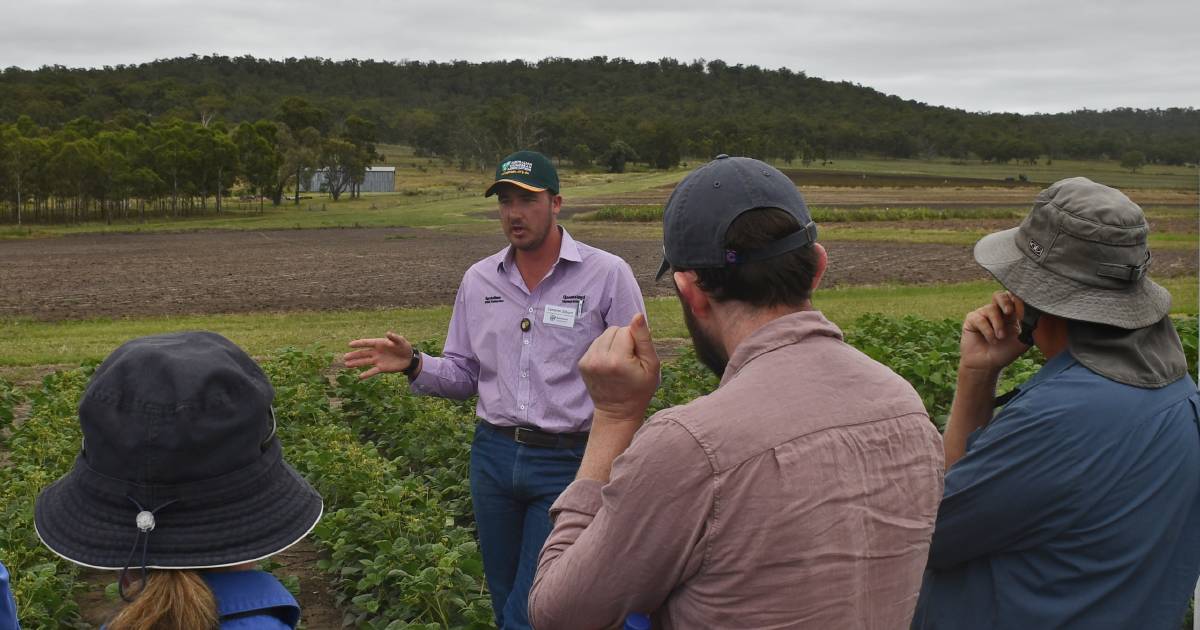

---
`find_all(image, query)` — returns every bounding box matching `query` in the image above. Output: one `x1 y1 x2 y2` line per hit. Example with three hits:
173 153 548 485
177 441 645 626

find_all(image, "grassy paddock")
2 152 1192 239
2 278 1195 370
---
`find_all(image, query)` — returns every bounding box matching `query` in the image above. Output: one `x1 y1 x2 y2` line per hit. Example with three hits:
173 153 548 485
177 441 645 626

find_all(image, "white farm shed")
303 166 396 193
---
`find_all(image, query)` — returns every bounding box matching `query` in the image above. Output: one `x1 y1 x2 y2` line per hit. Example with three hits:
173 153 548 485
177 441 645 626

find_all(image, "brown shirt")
530 311 944 630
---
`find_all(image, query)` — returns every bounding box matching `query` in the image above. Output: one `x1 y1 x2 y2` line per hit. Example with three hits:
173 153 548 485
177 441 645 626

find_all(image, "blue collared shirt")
202 570 299 629
0 561 18 630
913 352 1200 629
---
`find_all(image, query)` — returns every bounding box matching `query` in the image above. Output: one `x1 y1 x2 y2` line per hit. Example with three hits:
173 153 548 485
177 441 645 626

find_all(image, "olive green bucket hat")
973 177 1171 330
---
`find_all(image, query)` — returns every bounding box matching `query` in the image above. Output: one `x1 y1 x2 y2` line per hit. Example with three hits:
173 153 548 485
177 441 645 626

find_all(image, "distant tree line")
0 97 378 225
0 55 1195 222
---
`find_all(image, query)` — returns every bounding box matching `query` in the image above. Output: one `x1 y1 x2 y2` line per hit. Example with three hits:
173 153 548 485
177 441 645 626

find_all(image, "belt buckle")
513 426 554 448
513 426 536 446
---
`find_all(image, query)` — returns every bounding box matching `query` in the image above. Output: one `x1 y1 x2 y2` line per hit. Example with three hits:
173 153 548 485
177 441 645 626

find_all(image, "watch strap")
401 346 421 377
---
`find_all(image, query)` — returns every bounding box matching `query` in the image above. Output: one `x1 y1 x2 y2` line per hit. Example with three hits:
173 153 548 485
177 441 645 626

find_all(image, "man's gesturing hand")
344 332 415 380
579 313 661 422
959 291 1030 374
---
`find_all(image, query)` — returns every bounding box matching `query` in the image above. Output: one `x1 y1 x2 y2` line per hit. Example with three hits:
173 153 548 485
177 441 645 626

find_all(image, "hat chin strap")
1017 305 1042 347
118 495 179 602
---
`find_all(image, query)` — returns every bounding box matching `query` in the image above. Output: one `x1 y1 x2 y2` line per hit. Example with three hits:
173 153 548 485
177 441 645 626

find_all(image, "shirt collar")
202 570 300 626
1022 350 1078 389
497 226 581 273
719 310 844 387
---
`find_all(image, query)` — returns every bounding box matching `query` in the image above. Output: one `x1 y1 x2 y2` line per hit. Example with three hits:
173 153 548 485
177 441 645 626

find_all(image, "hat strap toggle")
118 496 179 602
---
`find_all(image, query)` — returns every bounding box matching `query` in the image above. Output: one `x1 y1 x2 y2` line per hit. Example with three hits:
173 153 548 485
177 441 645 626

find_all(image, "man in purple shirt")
345 150 646 630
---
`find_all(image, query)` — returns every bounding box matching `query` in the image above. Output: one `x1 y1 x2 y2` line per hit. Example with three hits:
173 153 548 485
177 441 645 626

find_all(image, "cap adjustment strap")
725 221 818 265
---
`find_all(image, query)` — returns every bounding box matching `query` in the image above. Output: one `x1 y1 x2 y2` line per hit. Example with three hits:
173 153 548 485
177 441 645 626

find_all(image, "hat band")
1096 252 1151 283
71 439 286 509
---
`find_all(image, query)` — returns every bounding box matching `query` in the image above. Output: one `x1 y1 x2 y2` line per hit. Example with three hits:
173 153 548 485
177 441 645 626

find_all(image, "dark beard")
681 298 728 377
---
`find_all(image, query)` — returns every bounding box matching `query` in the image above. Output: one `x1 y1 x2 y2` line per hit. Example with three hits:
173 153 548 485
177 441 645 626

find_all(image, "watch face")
520 317 531 332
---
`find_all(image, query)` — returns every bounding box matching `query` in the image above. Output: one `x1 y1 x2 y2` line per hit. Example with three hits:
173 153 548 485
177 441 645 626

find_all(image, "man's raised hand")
578 313 661 423
959 291 1030 374
344 332 414 380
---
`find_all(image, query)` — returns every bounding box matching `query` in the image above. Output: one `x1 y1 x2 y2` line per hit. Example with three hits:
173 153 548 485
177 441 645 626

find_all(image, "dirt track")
0 227 1195 322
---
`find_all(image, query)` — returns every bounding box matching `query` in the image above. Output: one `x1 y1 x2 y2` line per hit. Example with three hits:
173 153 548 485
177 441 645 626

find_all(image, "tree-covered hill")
1 55 1196 169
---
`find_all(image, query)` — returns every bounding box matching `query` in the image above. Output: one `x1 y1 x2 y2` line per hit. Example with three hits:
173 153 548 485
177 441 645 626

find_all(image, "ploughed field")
4 225 1195 322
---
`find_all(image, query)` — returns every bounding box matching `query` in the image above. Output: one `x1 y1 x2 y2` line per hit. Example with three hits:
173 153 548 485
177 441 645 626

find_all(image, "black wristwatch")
401 346 421 377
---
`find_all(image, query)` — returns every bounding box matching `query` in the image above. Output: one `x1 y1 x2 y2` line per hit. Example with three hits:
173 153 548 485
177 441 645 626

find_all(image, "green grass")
0 170 687 240
2 150 1191 239
2 277 1194 369
768 157 1199 191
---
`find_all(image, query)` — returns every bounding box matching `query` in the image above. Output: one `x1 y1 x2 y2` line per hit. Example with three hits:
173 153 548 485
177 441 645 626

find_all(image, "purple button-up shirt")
411 228 646 433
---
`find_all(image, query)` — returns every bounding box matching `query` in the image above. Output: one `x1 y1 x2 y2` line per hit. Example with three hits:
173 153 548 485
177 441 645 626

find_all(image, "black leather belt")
481 421 589 449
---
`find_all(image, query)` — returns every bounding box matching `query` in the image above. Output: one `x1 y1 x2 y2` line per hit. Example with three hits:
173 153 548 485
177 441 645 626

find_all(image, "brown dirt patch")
270 539 345 629
1 227 1195 322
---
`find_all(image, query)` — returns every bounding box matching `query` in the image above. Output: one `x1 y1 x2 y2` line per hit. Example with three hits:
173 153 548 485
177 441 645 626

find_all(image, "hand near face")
579 314 661 423
344 332 415 380
959 291 1030 374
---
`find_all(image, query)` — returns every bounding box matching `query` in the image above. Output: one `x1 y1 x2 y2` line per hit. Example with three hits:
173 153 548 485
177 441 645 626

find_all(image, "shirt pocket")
539 305 603 371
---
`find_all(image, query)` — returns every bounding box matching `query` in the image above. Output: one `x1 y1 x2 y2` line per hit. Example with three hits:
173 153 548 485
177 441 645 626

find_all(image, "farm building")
303 166 396 193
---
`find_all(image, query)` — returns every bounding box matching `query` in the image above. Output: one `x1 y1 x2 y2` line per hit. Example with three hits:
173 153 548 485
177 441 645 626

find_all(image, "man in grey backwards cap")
530 156 944 629
913 177 1200 629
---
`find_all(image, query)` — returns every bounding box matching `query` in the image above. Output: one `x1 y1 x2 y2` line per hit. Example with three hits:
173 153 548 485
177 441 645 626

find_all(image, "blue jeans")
470 422 585 630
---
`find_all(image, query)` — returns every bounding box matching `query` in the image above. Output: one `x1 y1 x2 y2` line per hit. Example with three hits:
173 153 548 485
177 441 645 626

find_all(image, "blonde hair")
108 570 219 630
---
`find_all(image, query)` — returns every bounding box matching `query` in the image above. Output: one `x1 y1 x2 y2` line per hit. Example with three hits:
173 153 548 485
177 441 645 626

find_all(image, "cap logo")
1028 239 1044 258
500 160 534 176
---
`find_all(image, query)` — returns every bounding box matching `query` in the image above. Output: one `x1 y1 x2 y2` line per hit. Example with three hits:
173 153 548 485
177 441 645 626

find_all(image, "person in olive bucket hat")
912 177 1200 629
35 331 323 630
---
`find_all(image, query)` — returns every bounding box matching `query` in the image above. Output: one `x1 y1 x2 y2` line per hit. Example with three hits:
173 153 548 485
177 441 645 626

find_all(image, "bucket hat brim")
34 443 323 570
974 227 1171 330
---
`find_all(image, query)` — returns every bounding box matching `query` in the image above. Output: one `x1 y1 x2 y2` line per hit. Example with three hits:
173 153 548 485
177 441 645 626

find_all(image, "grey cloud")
0 0 1195 114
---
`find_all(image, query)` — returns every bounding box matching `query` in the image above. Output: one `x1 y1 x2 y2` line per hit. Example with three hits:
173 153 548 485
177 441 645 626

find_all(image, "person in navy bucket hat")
34 331 323 629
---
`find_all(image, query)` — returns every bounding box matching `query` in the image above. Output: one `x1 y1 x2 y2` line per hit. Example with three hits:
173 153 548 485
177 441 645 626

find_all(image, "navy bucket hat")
34 331 323 571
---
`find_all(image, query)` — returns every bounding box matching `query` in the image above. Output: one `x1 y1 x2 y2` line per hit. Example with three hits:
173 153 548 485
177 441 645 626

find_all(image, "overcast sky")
2 0 1196 114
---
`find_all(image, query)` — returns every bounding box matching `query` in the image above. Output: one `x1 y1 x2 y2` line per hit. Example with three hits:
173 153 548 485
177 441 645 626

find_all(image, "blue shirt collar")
1022 351 1078 391
202 570 299 627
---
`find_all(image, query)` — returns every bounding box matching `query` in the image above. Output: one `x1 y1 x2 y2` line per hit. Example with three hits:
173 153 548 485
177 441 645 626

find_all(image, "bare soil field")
11 226 1194 322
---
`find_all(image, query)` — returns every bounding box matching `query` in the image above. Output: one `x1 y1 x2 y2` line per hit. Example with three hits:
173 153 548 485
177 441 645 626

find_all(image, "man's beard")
681 299 728 377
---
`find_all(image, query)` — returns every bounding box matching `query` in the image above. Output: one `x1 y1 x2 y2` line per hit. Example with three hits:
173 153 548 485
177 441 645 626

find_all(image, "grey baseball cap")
655 155 818 280
973 176 1170 329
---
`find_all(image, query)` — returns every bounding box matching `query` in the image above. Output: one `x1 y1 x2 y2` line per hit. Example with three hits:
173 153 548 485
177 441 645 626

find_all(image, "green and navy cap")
485 150 560 197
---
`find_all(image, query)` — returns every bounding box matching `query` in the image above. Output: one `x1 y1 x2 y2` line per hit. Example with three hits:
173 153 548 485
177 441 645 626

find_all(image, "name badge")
543 304 577 328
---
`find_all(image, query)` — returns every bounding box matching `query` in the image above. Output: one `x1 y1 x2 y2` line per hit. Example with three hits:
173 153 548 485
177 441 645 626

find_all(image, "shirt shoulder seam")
654 413 722 576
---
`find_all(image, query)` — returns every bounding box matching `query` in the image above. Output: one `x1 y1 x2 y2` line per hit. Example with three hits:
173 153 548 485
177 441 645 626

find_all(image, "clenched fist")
579 313 661 422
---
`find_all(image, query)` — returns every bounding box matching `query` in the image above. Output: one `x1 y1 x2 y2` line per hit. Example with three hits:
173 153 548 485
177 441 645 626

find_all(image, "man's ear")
673 270 712 318
550 193 563 219
810 243 829 292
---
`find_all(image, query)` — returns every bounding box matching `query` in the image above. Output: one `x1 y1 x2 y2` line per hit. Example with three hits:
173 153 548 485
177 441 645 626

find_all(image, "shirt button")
519 404 526 410
528 307 534 313
521 371 528 378
523 339 530 345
